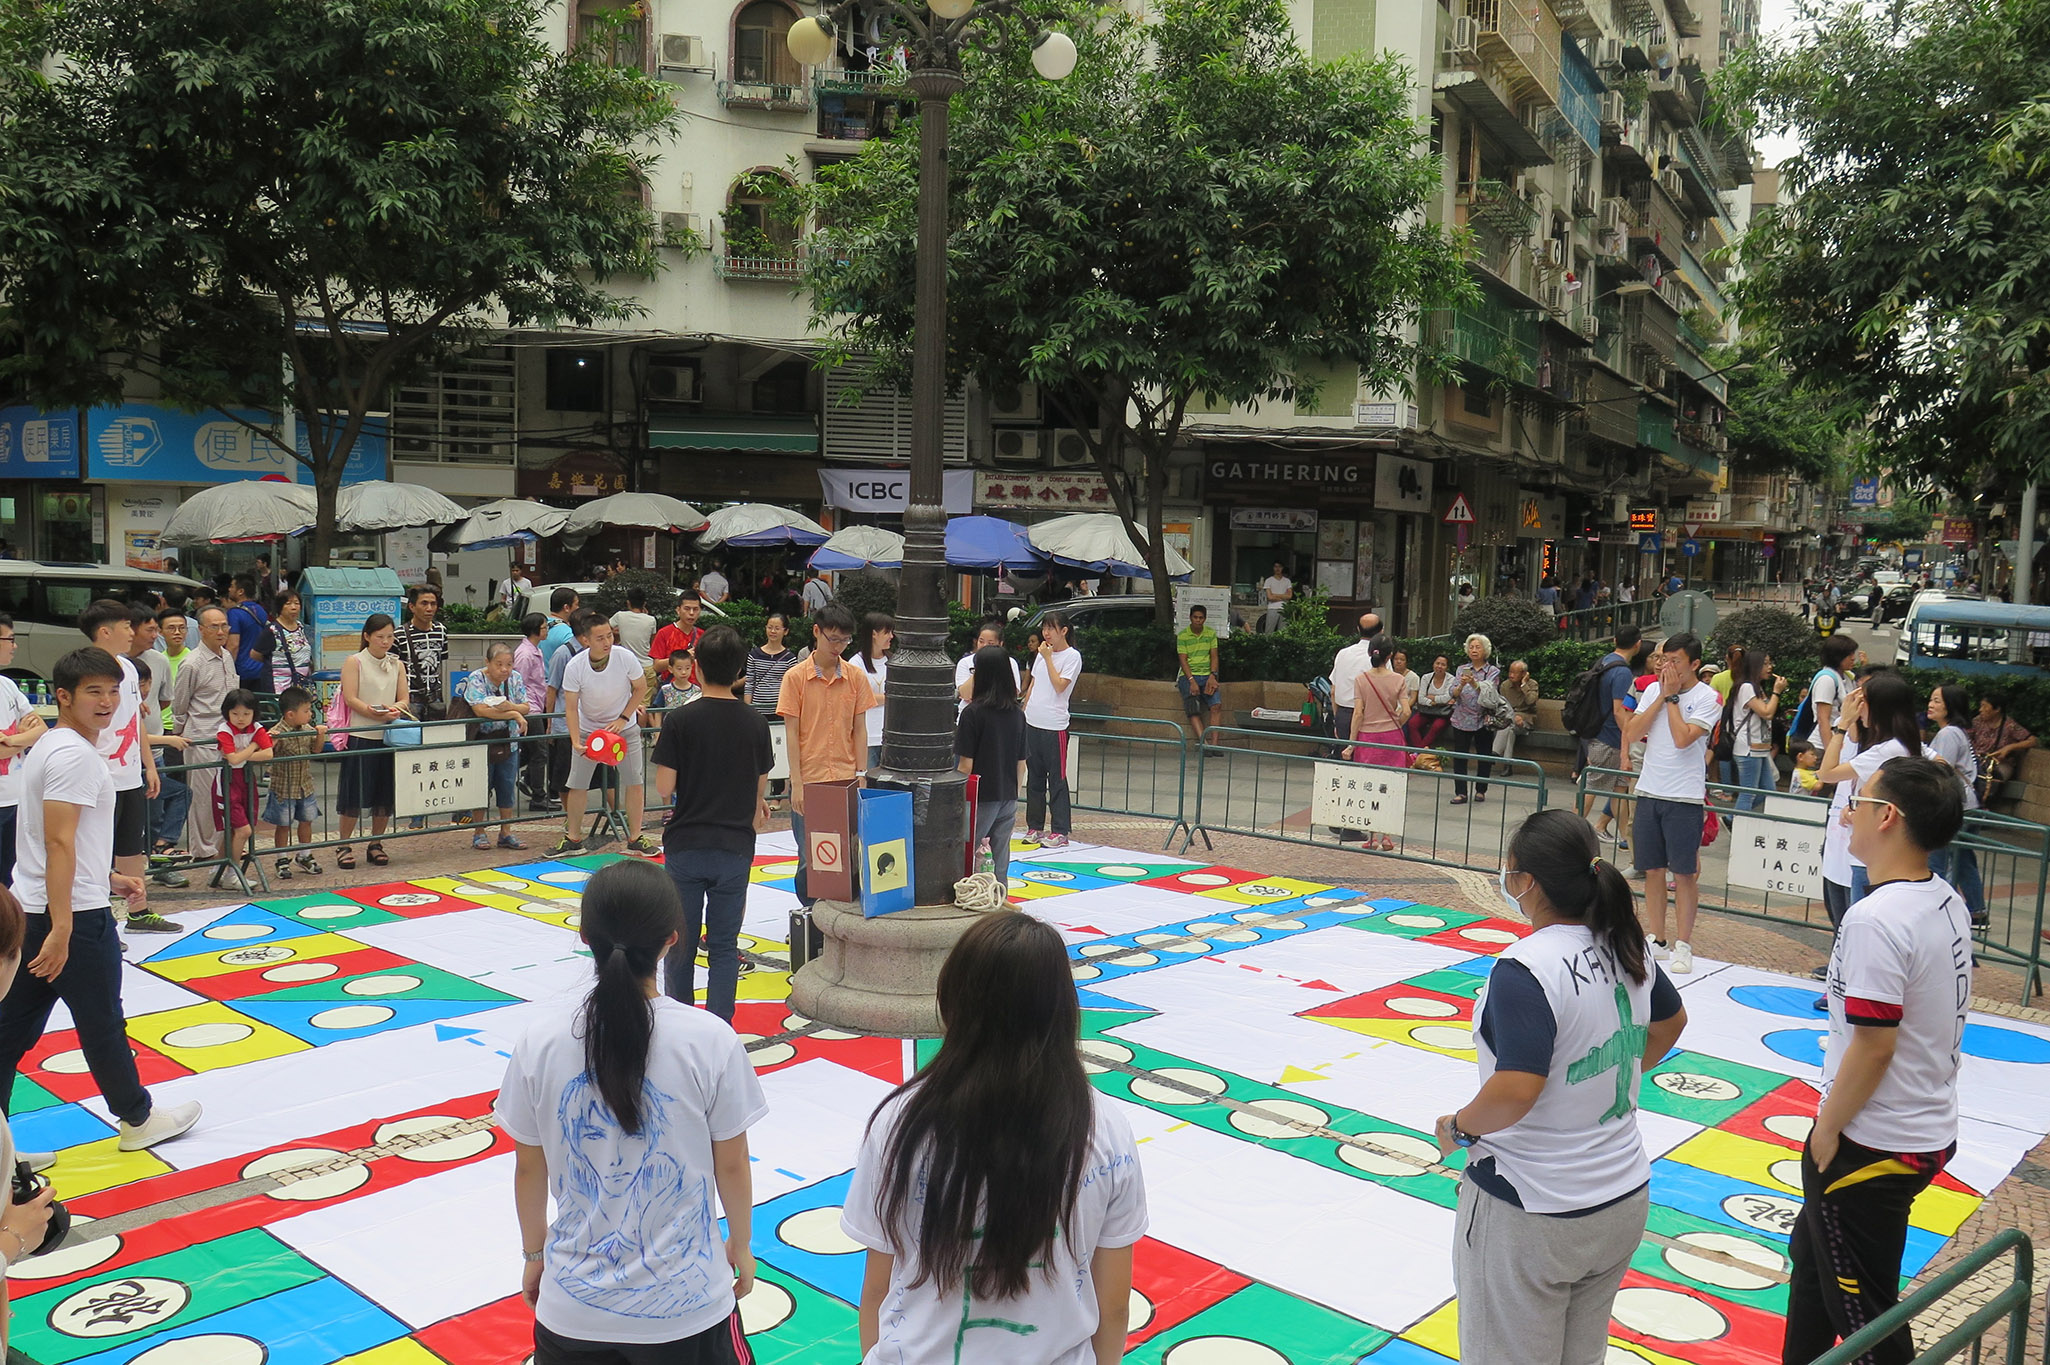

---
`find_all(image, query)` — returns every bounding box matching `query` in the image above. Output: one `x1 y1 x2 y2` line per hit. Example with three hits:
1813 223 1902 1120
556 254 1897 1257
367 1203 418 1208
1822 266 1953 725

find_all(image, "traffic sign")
1442 494 1475 525
1639 532 1662 554
1681 537 1701 557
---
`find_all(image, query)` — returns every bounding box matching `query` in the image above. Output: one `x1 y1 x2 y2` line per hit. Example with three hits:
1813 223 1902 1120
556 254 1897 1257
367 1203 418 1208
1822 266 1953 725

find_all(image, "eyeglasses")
1845 794 1899 817
818 632 852 645
0 634 15 644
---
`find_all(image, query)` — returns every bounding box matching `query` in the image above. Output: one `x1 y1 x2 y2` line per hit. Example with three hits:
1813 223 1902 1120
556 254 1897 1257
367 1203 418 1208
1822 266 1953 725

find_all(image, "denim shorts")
262 794 320 827
1633 795 1705 876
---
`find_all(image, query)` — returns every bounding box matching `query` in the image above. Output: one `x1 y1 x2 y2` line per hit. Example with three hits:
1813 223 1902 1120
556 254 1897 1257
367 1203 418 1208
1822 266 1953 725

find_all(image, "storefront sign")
110 489 180 571
974 470 1114 510
1229 507 1318 533
1205 451 1372 499
84 405 383 485
395 745 487 819
0 408 82 479
1941 517 1975 546
521 449 627 500
819 468 974 514
1683 499 1722 523
1373 454 1433 514
1629 506 1661 532
1849 478 1880 508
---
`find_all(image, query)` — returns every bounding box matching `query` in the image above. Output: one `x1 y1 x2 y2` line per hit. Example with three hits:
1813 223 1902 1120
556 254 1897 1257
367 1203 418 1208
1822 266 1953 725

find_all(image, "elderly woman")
1449 633 1501 804
460 642 533 851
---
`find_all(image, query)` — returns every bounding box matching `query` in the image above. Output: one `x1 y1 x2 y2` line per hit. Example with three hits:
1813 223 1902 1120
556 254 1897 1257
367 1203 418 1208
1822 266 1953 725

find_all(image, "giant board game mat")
8 835 2049 1363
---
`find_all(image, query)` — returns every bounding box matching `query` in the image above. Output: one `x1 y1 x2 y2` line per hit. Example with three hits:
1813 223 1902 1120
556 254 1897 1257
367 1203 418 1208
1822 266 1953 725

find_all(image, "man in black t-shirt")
651 626 772 1020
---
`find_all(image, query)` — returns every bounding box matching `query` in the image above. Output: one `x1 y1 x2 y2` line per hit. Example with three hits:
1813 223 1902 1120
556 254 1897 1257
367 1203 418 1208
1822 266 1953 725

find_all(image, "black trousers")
536 1313 750 1365
1448 725 1492 797
547 735 571 798
1783 1133 1950 1365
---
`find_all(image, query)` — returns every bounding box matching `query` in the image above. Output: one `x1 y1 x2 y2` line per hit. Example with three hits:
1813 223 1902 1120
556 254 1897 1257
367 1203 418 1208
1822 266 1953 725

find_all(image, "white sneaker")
1671 941 1694 975
117 1100 201 1152
1650 938 1671 961
18 1151 54 1173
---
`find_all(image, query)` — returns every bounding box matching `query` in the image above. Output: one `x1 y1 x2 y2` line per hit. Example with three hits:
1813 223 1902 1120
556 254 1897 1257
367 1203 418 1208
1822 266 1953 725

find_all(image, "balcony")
1459 178 1540 238
1441 304 1543 382
1463 0 1562 108
720 58 810 111
812 65 906 96
714 245 807 282
1550 0 1603 40
1627 180 1687 262
1647 68 1699 126
1638 402 1675 453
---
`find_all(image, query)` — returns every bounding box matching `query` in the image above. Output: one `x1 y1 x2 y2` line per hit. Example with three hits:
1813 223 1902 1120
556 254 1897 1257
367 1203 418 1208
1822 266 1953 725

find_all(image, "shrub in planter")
439 602 502 635
1708 607 1813 668
1452 596 1555 654
831 570 899 623
1523 639 1615 699
1081 625 1178 680
590 569 679 622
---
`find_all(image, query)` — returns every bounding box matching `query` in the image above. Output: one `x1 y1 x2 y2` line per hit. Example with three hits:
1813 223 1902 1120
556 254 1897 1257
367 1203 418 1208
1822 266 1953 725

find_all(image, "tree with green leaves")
799 0 1469 620
0 0 678 557
1722 0 2050 498
1713 334 1858 484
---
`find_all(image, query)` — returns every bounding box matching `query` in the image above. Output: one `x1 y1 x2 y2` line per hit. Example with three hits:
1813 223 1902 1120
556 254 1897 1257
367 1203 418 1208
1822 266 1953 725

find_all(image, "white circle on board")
522 903 567 916
1610 1286 1729 1343
1078 943 1126 958
539 870 587 885
1303 895 1350 908
1161 1335 1289 1365
1236 884 1291 898
203 924 272 942
1262 919 1306 932
1025 870 1076 883
1209 929 1259 944
41 1049 91 1074
219 945 295 966
378 892 443 907
7 1232 120 1280
1100 865 1149 877
309 1005 396 1030
297 904 366 920
1071 964 1102 981
782 1012 812 1030
1386 996 1460 1018
1653 1072 1740 1102
1386 913 1446 929
163 1022 255 1049
1764 1113 1815 1143
1079 1039 1134 1074
1663 1231 1786 1292
1177 873 1233 886
1461 927 1520 944
1228 1099 1329 1139
1128 1286 1155 1331
1337 1132 1437 1176
778 1207 862 1256
131 1333 266 1365
1767 1159 1805 1191
243 1148 371 1201
1115 952 1159 968
738 1279 795 1333
52 1276 190 1337
1230 910 1275 923
1128 1068 1227 1105
1409 1024 1475 1051
262 962 339 983
563 914 582 929
1185 922 1232 934
342 974 423 997
748 1041 797 1068
375 1116 496 1163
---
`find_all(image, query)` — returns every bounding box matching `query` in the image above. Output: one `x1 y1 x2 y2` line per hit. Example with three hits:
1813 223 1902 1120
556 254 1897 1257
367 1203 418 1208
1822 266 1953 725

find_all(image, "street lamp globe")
929 0 975 18
786 15 837 65
1031 29 1078 79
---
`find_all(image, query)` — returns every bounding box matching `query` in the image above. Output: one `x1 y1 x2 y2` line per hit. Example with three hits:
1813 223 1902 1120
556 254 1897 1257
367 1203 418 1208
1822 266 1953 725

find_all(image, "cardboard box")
858 787 915 917
801 778 861 903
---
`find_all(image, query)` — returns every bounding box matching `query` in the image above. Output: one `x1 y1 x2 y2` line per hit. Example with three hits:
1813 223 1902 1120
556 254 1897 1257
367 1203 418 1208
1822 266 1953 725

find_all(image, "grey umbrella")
335 480 467 533
431 499 573 551
160 482 318 545
562 492 710 537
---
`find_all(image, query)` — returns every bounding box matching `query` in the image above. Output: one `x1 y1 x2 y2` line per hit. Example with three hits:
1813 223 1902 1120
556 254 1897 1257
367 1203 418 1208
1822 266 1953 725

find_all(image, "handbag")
384 709 424 749
1475 678 1516 731
324 685 351 751
1977 720 2013 804
447 690 513 764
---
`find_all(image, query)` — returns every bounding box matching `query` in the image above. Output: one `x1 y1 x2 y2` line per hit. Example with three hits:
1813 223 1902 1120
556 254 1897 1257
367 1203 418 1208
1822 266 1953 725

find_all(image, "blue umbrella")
945 515 1046 572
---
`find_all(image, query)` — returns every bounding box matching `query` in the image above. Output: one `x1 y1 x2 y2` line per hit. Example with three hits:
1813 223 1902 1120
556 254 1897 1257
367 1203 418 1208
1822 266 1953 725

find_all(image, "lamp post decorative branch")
788 2 1074 908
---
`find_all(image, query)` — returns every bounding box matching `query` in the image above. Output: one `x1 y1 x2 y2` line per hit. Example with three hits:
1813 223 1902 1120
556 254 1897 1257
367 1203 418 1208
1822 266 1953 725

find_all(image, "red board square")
417 1294 535 1365
1298 981 1476 1026
19 1028 191 1103
732 1003 909 1084
1136 866 1268 894
180 944 418 1002
1723 1079 1975 1197
338 882 487 918
1416 918 1533 956
1129 1237 1254 1346
1611 1269 1785 1364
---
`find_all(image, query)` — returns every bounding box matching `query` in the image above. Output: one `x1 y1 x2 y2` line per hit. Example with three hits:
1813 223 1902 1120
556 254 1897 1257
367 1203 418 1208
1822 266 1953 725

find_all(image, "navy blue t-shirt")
1594 652 1635 747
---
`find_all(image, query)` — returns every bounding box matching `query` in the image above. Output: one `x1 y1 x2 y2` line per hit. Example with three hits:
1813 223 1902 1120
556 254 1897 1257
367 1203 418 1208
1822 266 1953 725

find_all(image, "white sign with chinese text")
1729 797 1827 900
396 744 489 818
769 721 789 782
1311 762 1408 836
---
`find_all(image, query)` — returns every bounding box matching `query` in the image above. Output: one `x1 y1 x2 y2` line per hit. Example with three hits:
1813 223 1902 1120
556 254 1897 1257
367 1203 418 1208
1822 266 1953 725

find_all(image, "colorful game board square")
732 1005 906 1083
126 999 311 1072
139 905 326 963
10 1074 63 1115
1005 878 1080 902
1121 1282 1391 1365
460 871 579 900
18 1133 172 1200
1343 906 1486 940
1136 865 1268 894
1046 860 1204 883
1365 1342 1458 1364
1720 1079 1821 1151
1128 1238 1254 1346
1655 1156 1957 1275
176 945 422 1003
142 931 373 985
1194 875 1340 906
1666 1127 1809 1198
1312 1013 1476 1062
20 1030 191 1103
750 857 801 886
256 960 521 1007
61 1273 408 1365
490 858 592 887
1299 981 1476 1026
1638 1201 1792 1314
1416 917 1531 955
337 1341 454 1365
1607 1269 1790 1365
751 1170 864 1303
253 894 406 932
499 900 583 931
237 994 518 1047
1401 968 1488 1000
337 882 487 917
7 1100 115 1154
736 1261 861 1364
1640 1051 1797 1128
412 1296 533 1365
1007 865 1121 892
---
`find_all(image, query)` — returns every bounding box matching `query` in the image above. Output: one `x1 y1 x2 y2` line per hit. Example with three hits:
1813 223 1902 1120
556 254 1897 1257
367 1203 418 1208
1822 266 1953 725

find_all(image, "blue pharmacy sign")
85 404 386 484
1849 478 1881 508
1638 532 1663 554
1681 538 1701 558
0 408 82 479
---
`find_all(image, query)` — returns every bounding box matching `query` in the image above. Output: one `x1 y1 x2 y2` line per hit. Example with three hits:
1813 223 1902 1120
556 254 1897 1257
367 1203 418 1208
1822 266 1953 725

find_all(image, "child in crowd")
265 686 325 879
1788 739 1822 795
213 688 273 888
653 650 698 710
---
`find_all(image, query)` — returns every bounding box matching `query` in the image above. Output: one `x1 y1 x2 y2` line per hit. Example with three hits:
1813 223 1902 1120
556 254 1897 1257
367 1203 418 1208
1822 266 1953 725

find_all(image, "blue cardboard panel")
857 788 914 917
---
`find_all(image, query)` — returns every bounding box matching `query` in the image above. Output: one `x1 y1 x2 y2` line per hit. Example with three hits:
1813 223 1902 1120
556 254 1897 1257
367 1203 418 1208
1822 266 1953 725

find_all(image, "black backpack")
1563 657 1629 740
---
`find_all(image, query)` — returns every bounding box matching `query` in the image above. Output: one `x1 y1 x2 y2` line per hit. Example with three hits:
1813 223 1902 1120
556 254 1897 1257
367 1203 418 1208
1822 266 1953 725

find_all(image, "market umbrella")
945 515 1046 572
809 525 906 571
697 503 830 548
1026 513 1193 581
160 481 317 545
562 492 710 537
335 480 467 533
431 498 572 551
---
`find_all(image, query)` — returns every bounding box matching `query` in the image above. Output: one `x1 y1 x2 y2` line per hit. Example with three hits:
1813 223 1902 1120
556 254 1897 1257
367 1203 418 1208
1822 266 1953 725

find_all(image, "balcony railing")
812 66 906 95
715 247 807 281
720 65 811 111
1460 179 1540 238
1464 0 1562 107
1442 306 1543 381
1647 68 1699 126
1627 180 1687 260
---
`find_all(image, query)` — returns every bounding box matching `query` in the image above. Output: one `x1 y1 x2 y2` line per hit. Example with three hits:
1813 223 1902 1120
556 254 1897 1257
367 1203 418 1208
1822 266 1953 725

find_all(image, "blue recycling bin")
299 567 404 675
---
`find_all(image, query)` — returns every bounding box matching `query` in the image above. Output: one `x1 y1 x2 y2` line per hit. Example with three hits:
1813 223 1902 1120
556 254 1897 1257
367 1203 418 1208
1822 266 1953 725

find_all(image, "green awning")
648 414 819 454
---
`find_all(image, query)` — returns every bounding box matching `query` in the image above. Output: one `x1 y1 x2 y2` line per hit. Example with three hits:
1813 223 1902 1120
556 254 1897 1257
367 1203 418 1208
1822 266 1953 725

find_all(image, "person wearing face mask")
1435 810 1688 1365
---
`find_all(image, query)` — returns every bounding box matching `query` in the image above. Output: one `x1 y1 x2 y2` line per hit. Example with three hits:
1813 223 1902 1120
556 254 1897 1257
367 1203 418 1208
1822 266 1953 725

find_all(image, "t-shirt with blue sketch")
841 1092 1149 1364
495 995 768 1345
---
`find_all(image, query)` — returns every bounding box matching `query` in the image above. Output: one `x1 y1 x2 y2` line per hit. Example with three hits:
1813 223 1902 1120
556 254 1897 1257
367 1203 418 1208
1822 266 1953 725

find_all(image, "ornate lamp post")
787 2 1075 907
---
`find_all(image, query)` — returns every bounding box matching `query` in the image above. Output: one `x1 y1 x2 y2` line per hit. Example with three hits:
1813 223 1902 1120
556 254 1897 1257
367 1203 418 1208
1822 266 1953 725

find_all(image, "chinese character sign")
1310 763 1408 837
1728 807 1825 901
395 743 489 818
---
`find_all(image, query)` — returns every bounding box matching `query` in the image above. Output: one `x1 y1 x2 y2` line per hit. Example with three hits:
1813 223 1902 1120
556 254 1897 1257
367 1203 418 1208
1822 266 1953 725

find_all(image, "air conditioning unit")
1444 14 1480 58
1598 91 1626 130
991 427 1042 465
1659 167 1685 200
657 212 705 249
988 381 1041 423
1579 313 1601 339
1599 198 1627 233
1051 430 1096 468
1542 237 1565 267
1539 279 1565 314
646 359 701 402
658 34 712 72
1592 36 1624 67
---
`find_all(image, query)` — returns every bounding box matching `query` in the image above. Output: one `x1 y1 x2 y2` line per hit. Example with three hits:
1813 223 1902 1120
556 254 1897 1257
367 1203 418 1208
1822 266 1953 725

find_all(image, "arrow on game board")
435 1024 484 1043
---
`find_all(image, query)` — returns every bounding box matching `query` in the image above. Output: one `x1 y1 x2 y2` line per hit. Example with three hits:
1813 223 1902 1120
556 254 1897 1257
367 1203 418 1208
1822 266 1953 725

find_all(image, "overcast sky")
1752 0 1803 167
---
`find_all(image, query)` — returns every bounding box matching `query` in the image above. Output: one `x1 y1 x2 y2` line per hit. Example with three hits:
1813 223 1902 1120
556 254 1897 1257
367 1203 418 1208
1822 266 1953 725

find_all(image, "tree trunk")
1143 437 1173 625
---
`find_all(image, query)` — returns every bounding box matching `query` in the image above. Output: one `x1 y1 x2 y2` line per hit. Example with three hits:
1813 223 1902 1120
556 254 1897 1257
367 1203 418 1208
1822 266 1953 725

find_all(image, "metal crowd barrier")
1813 1227 2030 1365
1185 725 1550 874
1066 713 1196 850
1555 598 1660 642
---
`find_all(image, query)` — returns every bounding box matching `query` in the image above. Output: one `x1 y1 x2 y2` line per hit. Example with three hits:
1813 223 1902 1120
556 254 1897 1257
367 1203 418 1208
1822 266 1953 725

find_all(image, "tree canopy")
1722 0 2050 496
799 0 1469 616
0 0 678 554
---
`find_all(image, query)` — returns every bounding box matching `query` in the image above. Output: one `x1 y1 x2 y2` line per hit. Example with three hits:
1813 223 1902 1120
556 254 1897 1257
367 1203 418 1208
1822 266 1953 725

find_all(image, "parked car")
0 560 205 681
1017 595 1162 645
519 582 728 624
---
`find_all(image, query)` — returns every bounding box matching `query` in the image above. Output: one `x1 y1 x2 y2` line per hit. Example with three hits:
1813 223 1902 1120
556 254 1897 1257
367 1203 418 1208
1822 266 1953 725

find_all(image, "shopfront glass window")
0 496 25 561
37 489 96 564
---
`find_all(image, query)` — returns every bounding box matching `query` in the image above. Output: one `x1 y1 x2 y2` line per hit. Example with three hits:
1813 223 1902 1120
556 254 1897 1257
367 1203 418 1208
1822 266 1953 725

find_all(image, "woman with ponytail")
498 860 767 1363
843 912 1147 1363
1435 809 1688 1365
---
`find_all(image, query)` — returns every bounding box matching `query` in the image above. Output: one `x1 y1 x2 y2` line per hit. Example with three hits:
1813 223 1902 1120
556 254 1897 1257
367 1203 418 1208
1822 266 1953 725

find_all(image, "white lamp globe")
929 0 975 18
1031 30 1078 79
787 15 837 65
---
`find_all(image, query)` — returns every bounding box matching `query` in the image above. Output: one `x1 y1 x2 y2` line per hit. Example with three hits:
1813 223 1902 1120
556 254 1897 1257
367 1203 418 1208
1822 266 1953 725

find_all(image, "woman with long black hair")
956 645 1028 884
1926 684 1988 926
499 860 767 1363
853 612 894 768
1435 809 1686 1365
1818 669 1923 910
843 912 1147 1364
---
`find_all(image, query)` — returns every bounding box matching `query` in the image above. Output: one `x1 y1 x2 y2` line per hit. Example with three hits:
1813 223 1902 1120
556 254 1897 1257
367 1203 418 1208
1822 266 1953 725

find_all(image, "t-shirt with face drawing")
494 995 768 1344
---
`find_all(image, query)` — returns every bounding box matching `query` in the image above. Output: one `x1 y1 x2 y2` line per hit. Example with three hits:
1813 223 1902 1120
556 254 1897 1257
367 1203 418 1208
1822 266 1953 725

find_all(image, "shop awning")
648 415 819 454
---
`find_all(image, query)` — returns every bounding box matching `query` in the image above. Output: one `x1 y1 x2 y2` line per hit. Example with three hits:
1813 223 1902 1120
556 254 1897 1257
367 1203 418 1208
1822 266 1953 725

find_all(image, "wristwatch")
1449 1115 1479 1149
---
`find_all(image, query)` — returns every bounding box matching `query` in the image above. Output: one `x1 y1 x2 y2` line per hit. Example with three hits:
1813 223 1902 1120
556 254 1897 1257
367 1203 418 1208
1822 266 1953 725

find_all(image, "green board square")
253 893 405 931
1640 1050 1796 1128
1636 1201 1791 1314
1342 906 1486 939
1123 1282 1391 1364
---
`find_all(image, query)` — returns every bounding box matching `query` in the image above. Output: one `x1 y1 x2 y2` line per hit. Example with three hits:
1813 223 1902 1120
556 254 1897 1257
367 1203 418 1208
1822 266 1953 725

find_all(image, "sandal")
337 847 356 870
367 843 389 866
472 833 492 852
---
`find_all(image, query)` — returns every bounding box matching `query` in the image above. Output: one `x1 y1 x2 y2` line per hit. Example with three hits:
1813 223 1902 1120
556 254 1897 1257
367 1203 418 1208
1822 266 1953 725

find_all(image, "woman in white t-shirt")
1924 684 1987 925
497 860 767 1362
1022 613 1082 850
843 912 1147 1365
853 613 894 768
1729 651 1787 813
1818 671 1923 918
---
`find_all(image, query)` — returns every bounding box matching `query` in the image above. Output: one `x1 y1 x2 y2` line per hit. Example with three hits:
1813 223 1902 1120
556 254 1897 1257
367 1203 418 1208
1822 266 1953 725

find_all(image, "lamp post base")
787 898 990 1037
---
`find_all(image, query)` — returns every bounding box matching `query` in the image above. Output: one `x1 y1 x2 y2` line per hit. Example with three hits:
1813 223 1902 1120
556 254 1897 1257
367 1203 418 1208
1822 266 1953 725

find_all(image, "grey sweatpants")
1453 1178 1648 1365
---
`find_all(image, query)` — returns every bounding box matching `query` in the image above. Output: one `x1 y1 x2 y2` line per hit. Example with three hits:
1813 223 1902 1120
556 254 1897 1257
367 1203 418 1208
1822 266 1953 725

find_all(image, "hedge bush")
1708 607 1813 668
832 571 899 623
1452 596 1556 654
590 569 678 622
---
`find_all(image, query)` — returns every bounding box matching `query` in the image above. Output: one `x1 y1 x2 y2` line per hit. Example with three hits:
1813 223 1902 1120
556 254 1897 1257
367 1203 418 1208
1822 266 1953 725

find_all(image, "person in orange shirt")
777 603 874 908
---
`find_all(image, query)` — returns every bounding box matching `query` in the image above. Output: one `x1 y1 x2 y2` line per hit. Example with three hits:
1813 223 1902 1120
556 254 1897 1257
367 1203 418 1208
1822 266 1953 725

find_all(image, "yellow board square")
736 968 792 1003
1404 1302 1690 1365
1004 880 1077 902
453 869 535 889
126 1000 311 1072
465 873 578 901
143 932 364 984
336 1342 452 1365
1308 1014 1477 1062
503 903 582 932
1194 876 1338 905
1665 1128 1807 1196
1907 1179 1980 1238
750 860 801 882
419 878 535 913
30 1135 172 1200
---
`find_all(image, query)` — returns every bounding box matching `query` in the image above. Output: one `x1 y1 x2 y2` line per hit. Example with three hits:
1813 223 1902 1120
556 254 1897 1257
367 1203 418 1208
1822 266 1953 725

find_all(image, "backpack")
1563 657 1629 740
1786 667 1833 745
1710 689 1737 763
